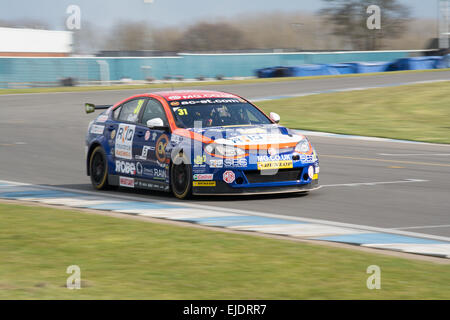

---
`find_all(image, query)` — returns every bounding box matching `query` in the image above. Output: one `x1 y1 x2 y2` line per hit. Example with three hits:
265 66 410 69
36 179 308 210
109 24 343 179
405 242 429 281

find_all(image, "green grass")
0 203 449 299
0 68 448 95
257 81 450 144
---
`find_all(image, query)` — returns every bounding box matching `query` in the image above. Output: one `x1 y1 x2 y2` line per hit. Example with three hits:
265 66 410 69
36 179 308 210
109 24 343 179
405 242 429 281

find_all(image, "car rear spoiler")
85 103 112 114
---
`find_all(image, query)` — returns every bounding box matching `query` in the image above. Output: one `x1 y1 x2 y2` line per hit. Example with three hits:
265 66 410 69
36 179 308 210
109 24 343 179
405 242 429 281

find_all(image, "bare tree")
102 21 153 51
152 27 183 52
177 22 246 51
319 0 411 50
0 18 49 29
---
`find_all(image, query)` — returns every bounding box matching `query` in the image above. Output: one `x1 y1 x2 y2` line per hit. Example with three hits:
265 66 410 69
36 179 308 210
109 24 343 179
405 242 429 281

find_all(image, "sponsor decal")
300 154 315 164
96 115 108 123
223 171 235 184
257 160 293 170
228 135 265 144
237 128 267 134
315 166 320 174
257 154 291 162
268 148 278 157
224 158 247 167
144 131 150 141
193 174 214 181
110 130 116 140
170 101 180 106
180 98 240 105
135 145 155 160
308 166 314 179
208 158 247 168
167 93 236 101
313 174 319 180
152 168 167 180
193 181 216 187
115 161 136 175
171 135 183 144
119 176 134 188
136 162 143 175
135 180 169 191
115 124 135 160
209 159 223 168
194 155 206 166
155 134 169 163
215 133 301 147
90 124 105 135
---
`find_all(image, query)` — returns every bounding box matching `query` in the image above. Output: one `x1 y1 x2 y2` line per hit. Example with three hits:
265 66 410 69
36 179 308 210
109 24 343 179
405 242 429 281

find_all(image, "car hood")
189 124 306 148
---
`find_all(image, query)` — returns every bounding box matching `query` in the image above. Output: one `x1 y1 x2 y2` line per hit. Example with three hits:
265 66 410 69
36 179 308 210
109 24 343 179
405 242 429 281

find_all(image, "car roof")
152 90 242 101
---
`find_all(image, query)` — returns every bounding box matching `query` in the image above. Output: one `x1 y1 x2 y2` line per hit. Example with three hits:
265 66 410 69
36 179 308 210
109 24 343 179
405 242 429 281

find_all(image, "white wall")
0 27 73 53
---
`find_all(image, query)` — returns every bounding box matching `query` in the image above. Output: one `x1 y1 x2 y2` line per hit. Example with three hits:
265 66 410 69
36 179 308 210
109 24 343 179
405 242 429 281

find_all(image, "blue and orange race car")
85 90 319 199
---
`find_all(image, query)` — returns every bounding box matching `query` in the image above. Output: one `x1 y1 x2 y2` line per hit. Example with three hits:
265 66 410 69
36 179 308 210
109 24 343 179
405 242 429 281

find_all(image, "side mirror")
85 103 95 114
147 118 166 129
269 112 281 124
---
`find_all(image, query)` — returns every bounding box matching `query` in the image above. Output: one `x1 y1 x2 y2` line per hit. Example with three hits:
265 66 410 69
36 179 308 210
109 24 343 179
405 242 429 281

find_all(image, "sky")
0 0 441 30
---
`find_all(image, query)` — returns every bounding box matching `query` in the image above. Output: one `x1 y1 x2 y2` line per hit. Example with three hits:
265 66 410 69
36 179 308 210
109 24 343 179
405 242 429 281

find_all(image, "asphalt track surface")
1 71 449 238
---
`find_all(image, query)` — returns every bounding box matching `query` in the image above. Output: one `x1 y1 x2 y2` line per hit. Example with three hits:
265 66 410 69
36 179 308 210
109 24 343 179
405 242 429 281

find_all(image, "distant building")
0 27 73 57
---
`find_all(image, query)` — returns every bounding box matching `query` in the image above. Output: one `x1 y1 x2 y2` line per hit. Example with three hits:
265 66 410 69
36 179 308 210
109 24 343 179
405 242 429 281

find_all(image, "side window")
113 106 122 119
118 99 146 123
245 108 259 123
141 99 168 126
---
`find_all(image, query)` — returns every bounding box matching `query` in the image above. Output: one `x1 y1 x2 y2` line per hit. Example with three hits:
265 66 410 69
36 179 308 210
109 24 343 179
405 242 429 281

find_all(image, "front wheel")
89 146 112 190
170 155 192 200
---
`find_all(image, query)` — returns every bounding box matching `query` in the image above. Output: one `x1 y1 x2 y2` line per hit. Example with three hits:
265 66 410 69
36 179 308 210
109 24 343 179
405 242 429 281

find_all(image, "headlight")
295 139 311 153
205 144 245 157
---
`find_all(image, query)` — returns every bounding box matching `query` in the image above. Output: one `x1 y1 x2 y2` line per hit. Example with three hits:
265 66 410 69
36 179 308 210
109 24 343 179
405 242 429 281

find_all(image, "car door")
112 98 147 181
133 98 171 190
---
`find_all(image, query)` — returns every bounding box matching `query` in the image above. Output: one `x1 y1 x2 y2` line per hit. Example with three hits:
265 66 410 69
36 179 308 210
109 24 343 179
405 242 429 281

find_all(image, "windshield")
169 98 272 128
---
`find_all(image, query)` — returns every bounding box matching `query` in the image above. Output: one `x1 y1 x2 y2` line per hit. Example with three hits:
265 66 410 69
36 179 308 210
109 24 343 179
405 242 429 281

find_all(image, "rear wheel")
170 154 192 200
89 146 111 190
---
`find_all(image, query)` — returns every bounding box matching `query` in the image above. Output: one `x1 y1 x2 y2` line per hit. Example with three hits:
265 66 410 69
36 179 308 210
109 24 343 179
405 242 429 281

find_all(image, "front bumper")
192 178 319 196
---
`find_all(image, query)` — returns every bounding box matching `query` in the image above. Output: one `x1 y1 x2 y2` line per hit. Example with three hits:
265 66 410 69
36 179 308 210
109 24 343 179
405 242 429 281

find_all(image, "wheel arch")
86 142 102 176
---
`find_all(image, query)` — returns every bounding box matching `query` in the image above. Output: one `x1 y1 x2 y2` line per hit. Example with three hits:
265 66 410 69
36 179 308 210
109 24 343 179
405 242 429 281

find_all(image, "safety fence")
0 50 436 88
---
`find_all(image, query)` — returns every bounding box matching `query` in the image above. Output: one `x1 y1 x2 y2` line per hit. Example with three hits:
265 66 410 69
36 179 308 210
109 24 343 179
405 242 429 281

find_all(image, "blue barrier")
435 54 450 69
390 56 443 71
326 63 356 75
256 66 292 78
347 61 391 73
256 55 448 78
289 64 332 77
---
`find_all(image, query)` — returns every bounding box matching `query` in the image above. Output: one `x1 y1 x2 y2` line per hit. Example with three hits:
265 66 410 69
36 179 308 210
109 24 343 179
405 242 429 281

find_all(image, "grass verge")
0 69 448 95
0 202 449 299
257 81 450 144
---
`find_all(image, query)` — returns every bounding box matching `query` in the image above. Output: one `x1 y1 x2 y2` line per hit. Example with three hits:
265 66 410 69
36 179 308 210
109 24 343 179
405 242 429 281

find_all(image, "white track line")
321 179 428 188
378 153 450 156
394 224 450 230
1 179 449 243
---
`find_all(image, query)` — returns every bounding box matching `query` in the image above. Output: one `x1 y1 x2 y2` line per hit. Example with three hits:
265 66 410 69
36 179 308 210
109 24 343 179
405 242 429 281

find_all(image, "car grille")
244 168 303 184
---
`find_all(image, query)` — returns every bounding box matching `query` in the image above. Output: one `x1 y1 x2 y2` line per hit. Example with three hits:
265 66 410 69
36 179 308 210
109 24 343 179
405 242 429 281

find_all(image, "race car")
85 90 319 199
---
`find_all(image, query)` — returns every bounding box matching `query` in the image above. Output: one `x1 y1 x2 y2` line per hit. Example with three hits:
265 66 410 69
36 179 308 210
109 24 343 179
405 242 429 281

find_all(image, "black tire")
89 146 111 190
170 154 192 200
